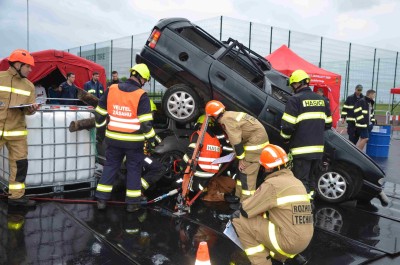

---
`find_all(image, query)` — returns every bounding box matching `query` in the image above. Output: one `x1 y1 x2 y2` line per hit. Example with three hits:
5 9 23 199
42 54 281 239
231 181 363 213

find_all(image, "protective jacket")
354 96 375 128
233 168 313 264
94 80 155 149
218 111 269 161
341 93 363 124
183 128 222 178
84 80 104 98
0 68 36 140
280 87 332 159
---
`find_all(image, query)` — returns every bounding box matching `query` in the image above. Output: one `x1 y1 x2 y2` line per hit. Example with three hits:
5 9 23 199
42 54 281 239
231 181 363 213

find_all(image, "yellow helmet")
150 99 157 112
130 63 151 81
289 69 310 86
196 114 214 126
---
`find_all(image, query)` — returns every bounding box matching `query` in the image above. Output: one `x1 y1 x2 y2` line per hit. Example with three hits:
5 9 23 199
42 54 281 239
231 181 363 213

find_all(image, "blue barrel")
366 125 391 157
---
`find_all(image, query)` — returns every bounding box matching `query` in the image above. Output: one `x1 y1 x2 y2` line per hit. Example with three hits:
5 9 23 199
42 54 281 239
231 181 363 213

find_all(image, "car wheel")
316 165 357 203
162 84 201 123
158 150 184 182
315 207 343 233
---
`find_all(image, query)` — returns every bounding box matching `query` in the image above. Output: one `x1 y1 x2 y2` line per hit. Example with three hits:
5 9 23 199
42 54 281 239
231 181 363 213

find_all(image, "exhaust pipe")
377 191 389 207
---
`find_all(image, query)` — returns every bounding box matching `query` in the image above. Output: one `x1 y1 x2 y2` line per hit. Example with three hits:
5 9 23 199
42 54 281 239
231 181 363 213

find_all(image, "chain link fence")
66 16 400 105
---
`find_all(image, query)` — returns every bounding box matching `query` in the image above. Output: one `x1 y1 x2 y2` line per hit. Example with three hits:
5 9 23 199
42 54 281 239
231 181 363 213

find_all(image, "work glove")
144 138 156 154
96 130 105 144
231 210 241 219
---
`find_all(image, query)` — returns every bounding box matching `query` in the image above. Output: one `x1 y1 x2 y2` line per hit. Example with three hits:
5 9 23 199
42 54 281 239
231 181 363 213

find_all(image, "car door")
209 50 267 117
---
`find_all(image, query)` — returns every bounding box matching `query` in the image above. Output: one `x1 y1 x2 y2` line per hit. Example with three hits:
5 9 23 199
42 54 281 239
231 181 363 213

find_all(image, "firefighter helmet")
259 144 289 170
8 49 35 66
289 69 310 86
130 63 151 81
205 100 225 118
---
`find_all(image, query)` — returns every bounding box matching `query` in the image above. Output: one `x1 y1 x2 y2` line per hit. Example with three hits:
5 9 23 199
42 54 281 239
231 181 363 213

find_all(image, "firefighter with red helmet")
232 144 313 265
0 49 40 206
205 100 269 202
181 115 235 201
95 63 155 212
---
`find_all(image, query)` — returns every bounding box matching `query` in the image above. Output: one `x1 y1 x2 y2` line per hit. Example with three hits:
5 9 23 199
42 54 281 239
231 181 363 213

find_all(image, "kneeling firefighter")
232 144 313 265
181 115 235 201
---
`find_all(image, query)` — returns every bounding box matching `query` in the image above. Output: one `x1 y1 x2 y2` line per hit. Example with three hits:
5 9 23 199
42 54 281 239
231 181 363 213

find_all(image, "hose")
0 188 180 205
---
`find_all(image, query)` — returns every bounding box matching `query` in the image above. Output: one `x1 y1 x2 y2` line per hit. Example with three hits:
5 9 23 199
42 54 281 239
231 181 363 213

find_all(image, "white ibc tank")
0 106 96 187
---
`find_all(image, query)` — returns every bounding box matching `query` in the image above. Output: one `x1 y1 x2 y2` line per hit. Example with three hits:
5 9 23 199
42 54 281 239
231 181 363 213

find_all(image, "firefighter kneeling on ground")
95 63 155 212
181 115 235 202
232 144 313 265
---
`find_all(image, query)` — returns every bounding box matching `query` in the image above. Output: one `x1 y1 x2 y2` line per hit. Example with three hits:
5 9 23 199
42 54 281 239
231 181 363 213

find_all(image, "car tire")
162 84 201 123
158 150 184 182
315 164 361 203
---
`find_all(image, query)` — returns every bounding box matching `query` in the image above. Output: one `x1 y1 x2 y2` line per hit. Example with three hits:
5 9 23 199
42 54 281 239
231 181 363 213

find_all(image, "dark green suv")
136 18 388 205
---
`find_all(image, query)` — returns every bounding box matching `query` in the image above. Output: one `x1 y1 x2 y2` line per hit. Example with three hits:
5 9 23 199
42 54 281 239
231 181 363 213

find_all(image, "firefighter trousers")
292 158 320 193
235 160 261 202
347 123 359 145
233 215 310 265
0 138 28 199
141 156 165 190
96 144 144 203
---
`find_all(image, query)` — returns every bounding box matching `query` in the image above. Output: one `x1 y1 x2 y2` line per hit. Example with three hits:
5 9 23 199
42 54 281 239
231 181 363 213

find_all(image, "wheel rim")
318 172 347 200
315 207 343 232
167 91 195 120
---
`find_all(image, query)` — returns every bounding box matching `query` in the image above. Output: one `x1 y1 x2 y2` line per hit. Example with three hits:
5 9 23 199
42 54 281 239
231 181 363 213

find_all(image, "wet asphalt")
1 136 400 265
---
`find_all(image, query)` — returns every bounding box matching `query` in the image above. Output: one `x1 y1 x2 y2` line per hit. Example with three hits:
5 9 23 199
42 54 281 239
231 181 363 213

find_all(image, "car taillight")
148 29 161 49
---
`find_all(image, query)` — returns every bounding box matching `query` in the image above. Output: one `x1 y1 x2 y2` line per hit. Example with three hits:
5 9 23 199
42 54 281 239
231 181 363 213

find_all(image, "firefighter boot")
8 196 36 207
291 254 308 265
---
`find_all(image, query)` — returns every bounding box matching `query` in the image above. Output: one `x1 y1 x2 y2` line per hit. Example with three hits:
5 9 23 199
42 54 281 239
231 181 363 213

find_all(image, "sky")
0 0 399 58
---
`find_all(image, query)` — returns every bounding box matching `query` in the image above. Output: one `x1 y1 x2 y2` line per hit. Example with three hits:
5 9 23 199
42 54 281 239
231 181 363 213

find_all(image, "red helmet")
259 144 289 170
205 100 225 118
8 49 35 66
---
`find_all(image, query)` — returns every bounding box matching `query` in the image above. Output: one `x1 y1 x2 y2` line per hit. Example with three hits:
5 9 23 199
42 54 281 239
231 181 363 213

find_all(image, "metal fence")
66 16 400 105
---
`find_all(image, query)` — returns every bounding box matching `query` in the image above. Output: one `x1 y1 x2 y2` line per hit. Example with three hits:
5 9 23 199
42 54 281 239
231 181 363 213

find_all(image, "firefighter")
232 144 313 265
95 63 155 212
205 100 269 202
354 89 376 151
181 115 235 201
280 69 332 193
341 84 364 144
0 49 40 207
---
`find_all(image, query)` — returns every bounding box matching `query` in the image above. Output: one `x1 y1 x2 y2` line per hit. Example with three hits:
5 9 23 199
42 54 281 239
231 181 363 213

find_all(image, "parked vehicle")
136 18 388 205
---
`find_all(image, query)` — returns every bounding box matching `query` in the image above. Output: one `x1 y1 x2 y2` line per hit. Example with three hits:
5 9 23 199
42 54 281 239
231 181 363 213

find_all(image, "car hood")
325 129 386 182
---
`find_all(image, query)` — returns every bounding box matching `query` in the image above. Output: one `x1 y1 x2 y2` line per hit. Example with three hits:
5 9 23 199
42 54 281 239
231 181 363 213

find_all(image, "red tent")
266 45 342 127
0 49 106 89
390 87 400 114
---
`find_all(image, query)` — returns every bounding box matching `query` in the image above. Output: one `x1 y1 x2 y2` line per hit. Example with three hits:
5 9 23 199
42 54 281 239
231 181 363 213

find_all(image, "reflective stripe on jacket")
280 87 331 159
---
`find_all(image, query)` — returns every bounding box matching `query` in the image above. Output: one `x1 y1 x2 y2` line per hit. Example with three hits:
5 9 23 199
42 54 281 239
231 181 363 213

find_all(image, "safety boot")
97 200 107 210
8 196 36 207
291 254 308 265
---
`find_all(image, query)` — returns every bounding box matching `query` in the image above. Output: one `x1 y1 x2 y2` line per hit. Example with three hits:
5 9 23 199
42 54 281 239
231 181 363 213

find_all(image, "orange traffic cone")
195 241 211 265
